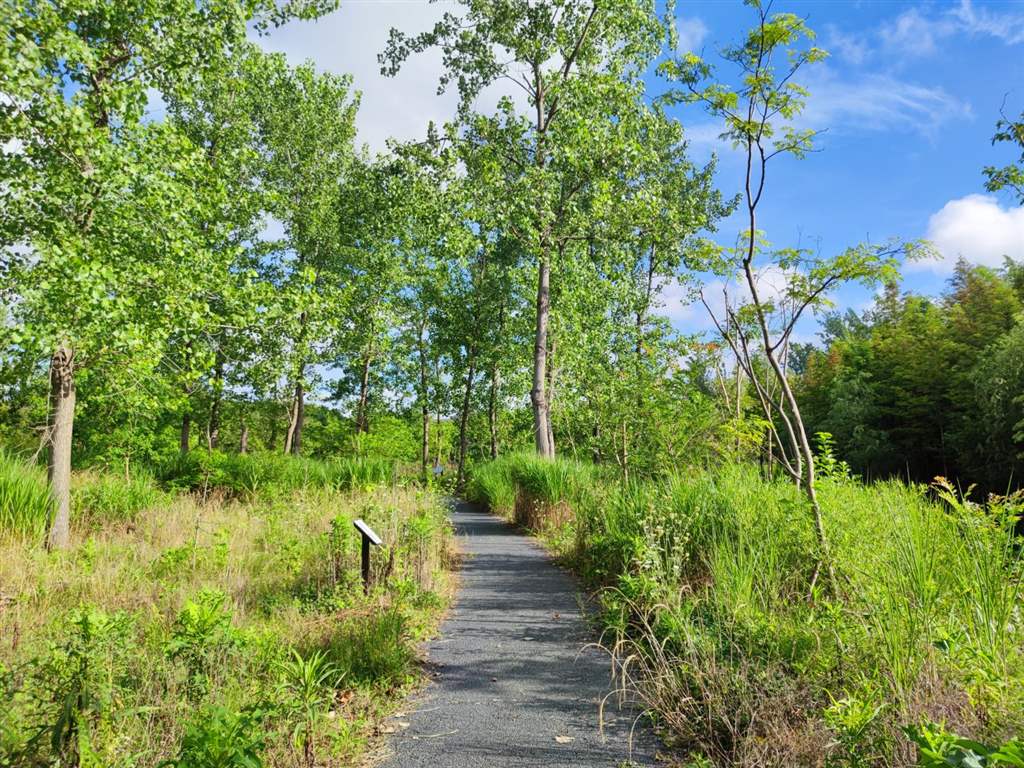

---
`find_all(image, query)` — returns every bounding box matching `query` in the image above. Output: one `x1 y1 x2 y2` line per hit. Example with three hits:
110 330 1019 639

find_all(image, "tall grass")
470 457 1024 766
0 451 51 538
0 476 453 766
156 451 397 498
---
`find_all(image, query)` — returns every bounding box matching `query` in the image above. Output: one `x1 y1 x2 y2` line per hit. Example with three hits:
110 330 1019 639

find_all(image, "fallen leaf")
555 735 574 744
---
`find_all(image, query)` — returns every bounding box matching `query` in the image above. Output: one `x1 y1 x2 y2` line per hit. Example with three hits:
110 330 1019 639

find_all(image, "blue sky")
658 0 1024 340
257 0 1024 345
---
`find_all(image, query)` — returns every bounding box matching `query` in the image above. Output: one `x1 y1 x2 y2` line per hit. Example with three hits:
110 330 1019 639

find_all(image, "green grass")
73 470 165 526
0 451 52 538
469 456 1024 766
155 450 397 498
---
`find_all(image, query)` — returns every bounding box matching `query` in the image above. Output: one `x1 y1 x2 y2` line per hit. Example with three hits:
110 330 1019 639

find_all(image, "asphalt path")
379 500 658 768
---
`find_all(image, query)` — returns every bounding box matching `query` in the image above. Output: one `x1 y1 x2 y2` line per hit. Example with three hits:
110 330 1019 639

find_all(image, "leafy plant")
26 608 136 766
165 590 239 694
906 722 1024 767
276 649 342 767
162 706 267 768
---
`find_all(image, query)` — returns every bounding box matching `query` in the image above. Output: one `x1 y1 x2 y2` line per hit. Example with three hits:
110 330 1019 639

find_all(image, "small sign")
353 519 382 546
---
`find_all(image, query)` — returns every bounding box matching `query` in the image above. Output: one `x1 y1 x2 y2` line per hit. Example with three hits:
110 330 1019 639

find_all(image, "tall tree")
382 0 668 457
258 60 358 455
0 0 334 547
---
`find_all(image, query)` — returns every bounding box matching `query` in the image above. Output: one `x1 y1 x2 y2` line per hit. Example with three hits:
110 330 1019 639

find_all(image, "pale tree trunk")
239 415 249 454
46 344 75 550
531 252 553 456
355 355 371 434
418 319 430 481
285 310 308 455
737 130 835 591
456 349 477 490
284 380 304 455
488 363 499 460
545 331 556 455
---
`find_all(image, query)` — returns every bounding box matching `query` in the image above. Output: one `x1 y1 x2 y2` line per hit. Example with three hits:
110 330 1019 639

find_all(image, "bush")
0 450 51 538
164 706 267 768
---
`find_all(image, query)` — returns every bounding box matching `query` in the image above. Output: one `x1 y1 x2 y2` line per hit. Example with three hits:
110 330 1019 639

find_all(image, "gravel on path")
379 500 658 768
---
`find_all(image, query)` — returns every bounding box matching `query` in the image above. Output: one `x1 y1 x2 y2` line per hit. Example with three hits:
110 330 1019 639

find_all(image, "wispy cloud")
800 67 972 138
676 16 709 54
824 24 871 65
878 0 1024 59
879 7 955 57
953 0 1024 45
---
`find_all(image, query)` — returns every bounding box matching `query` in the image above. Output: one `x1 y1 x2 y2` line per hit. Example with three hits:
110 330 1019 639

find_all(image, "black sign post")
353 518 383 594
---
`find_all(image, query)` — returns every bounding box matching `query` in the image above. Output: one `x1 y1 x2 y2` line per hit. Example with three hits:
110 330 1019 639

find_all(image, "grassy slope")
468 454 1024 767
0 453 454 767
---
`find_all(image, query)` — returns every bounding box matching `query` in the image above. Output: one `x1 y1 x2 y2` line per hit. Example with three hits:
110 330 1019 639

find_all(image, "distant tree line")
796 259 1024 496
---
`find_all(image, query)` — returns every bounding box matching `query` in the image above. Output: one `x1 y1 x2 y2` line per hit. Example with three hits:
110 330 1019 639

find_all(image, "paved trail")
380 501 657 768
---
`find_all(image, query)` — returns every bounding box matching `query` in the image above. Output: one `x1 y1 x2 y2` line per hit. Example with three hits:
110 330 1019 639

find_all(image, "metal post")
361 534 371 594
353 519 382 595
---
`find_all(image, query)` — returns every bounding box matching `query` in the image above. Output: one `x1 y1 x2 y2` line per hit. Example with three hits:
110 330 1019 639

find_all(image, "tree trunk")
207 351 225 451
545 331 556 455
356 355 371 434
418 320 430 481
46 344 75 550
179 411 191 454
456 349 477 490
488 363 499 460
284 380 304 455
531 252 552 457
239 418 249 454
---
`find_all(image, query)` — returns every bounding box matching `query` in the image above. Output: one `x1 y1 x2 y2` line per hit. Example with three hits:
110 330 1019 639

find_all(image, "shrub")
155 451 397 499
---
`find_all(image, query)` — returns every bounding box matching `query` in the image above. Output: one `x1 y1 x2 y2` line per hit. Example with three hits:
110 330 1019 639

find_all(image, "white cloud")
252 3 459 152
879 7 954 57
681 67 971 154
920 194 1024 272
676 16 709 54
253 4 536 153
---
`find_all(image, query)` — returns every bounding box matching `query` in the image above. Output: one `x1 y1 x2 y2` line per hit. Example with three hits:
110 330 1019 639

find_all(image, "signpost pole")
353 519 383 595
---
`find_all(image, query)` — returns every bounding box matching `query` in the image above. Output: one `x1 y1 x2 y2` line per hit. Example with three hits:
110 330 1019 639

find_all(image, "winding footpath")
380 500 658 768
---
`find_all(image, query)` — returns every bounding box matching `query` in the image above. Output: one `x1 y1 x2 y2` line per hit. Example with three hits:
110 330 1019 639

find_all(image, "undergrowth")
467 454 1024 767
0 468 453 767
